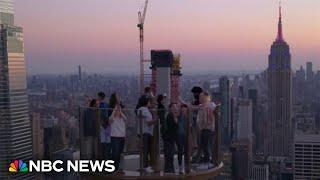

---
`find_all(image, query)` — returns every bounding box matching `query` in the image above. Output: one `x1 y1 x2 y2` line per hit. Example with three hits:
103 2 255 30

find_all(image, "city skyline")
1 1 319 179
14 0 320 74
0 0 320 180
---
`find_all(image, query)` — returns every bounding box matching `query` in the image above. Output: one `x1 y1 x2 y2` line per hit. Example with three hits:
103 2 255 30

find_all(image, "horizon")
2 1 320 179
15 0 320 74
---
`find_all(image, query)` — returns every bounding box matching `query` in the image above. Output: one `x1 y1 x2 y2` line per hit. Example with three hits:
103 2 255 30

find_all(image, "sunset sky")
15 0 320 74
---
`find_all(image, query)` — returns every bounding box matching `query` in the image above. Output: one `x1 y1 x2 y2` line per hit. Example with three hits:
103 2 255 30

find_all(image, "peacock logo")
9 160 28 173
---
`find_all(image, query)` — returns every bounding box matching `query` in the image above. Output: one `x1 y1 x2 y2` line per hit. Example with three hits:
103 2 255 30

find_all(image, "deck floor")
85 154 223 179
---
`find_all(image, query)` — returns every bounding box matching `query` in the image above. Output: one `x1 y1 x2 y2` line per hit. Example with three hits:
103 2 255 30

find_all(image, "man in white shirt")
137 97 157 173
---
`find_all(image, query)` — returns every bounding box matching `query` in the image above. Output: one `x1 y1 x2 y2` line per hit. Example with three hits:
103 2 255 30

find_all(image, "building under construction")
150 50 182 103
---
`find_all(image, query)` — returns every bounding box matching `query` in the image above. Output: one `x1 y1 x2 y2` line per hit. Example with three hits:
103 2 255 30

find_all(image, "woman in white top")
109 104 127 171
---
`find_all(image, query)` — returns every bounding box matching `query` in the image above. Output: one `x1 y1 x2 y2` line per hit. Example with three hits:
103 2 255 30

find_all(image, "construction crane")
137 0 149 95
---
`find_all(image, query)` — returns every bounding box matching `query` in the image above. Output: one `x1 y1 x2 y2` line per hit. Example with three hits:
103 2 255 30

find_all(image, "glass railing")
78 106 222 175
79 107 140 155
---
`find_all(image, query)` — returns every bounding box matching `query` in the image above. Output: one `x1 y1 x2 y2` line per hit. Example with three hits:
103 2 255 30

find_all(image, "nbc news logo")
9 160 28 173
9 160 115 173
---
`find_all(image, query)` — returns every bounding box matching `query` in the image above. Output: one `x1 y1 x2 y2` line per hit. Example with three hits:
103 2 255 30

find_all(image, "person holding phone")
109 104 127 172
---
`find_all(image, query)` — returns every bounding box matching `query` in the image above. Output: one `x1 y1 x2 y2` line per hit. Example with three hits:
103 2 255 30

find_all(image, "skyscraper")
78 65 82 81
170 54 182 103
294 134 320 179
31 113 44 160
305 61 315 104
248 89 258 150
0 0 33 179
150 50 173 101
296 65 306 82
231 139 252 180
236 99 252 143
0 0 14 25
252 163 269 180
266 4 292 158
232 98 253 179
306 62 313 82
219 76 231 145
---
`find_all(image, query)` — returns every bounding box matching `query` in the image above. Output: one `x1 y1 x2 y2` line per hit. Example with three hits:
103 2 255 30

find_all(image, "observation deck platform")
83 154 223 179
79 106 223 179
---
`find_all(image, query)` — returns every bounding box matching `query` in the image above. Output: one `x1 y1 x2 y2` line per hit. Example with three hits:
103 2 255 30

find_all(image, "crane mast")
137 0 148 95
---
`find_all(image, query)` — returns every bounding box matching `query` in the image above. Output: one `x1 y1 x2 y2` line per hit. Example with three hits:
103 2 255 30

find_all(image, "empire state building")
265 4 292 158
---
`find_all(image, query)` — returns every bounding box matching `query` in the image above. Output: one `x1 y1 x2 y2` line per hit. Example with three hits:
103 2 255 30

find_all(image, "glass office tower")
0 0 33 179
0 0 14 25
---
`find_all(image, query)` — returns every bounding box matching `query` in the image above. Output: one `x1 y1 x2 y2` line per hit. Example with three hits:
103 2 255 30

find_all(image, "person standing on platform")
109 104 126 172
177 104 190 174
182 87 203 163
157 94 167 140
197 92 216 168
83 99 99 159
97 91 111 159
163 103 179 174
138 97 158 173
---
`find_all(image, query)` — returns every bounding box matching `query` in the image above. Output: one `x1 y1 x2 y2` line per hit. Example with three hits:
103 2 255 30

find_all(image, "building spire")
276 1 284 42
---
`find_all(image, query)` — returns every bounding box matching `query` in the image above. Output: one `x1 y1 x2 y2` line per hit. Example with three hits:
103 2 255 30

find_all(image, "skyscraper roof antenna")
276 0 284 42
279 1 282 19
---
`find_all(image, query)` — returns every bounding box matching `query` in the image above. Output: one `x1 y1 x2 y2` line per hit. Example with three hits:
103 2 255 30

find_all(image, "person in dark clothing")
135 87 153 115
97 91 111 160
84 99 98 136
191 86 203 105
190 86 203 163
163 103 179 174
157 94 167 137
83 99 99 159
177 104 190 174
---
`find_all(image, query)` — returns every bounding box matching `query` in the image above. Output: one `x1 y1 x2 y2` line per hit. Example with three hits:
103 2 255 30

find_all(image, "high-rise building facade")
305 61 315 104
150 50 173 101
170 54 182 103
0 0 14 25
31 113 44 160
219 76 231 145
294 134 320 179
0 1 33 179
266 4 292 158
231 139 252 179
252 164 269 180
294 66 306 103
294 113 315 133
248 89 258 151
306 62 313 82
236 99 252 142
150 50 182 104
296 65 306 82
78 65 82 81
